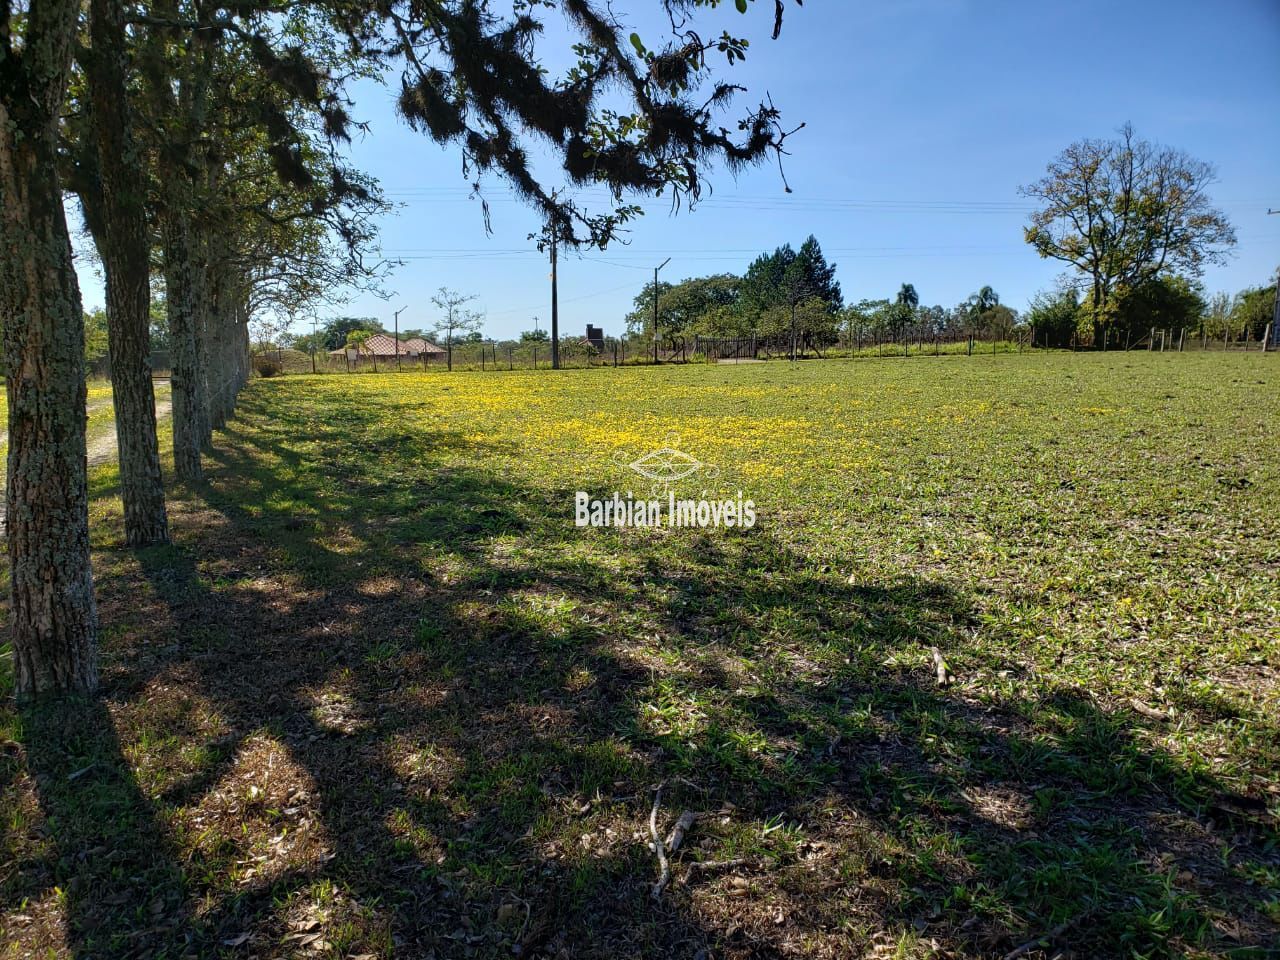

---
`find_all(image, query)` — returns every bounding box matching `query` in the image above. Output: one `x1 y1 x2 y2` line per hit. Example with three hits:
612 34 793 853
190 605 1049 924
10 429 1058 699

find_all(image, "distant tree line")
625 235 846 343
623 237 1026 347
1026 275 1276 348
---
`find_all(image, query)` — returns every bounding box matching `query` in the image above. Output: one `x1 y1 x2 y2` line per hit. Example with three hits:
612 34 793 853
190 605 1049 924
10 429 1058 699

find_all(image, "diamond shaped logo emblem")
627 447 703 483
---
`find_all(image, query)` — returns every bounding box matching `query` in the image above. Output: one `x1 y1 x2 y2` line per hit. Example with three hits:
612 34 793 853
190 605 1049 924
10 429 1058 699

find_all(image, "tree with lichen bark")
0 0 799 700
66 0 171 546
136 0 387 478
0 0 100 697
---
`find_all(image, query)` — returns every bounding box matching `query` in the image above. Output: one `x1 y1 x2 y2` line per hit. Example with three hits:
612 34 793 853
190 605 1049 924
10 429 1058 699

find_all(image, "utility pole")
394 305 407 372
653 257 671 364
311 318 318 374
549 196 561 370
1270 263 1280 353
1267 211 1280 352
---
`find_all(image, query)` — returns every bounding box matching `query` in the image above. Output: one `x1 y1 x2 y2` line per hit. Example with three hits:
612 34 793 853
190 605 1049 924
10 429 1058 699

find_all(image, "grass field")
2 352 1278 958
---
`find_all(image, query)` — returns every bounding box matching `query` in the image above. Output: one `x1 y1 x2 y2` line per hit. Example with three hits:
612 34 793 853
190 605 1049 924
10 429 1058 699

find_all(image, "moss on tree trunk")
0 0 100 698
86 0 169 546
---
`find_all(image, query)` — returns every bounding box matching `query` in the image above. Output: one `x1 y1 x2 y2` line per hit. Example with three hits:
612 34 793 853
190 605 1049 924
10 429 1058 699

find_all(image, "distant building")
329 333 446 362
585 324 605 350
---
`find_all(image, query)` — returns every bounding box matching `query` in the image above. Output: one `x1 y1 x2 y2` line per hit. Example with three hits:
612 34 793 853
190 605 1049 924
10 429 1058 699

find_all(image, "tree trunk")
163 199 209 483
205 255 227 432
193 225 215 448
87 0 169 546
204 238 242 432
146 19 215 480
0 0 100 698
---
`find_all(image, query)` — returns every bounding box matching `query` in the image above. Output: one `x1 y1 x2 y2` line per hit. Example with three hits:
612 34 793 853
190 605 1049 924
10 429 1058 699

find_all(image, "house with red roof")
328 333 446 363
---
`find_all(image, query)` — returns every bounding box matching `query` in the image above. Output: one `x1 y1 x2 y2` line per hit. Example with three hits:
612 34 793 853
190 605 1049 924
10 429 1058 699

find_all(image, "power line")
484 279 639 319
371 232 1277 262
379 186 1277 213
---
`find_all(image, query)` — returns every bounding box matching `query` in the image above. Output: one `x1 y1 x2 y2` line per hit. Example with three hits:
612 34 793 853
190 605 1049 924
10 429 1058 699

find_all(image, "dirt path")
86 398 172 468
0 398 173 528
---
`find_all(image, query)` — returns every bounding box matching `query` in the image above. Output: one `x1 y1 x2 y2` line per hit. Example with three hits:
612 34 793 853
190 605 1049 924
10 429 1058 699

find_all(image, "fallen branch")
649 783 670 898
665 810 701 854
683 858 749 884
1129 698 1171 721
932 647 955 686
1003 909 1091 960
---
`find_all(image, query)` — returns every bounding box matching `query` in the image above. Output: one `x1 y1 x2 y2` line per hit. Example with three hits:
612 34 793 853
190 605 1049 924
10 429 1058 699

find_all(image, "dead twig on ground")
650 785 705 897
665 810 701 854
1003 907 1092 960
649 783 670 898
683 858 749 885
932 647 954 686
1129 698 1171 721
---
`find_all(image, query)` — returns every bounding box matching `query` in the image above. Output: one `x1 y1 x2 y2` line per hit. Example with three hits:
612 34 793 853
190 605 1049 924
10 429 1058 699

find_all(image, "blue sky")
76 0 1280 340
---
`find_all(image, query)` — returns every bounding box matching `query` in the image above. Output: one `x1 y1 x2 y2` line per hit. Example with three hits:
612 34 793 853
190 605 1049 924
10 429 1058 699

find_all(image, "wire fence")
247 324 1275 378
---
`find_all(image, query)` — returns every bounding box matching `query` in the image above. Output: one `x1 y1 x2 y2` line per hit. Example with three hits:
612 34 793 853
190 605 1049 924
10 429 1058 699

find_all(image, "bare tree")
1019 124 1235 334
430 288 484 372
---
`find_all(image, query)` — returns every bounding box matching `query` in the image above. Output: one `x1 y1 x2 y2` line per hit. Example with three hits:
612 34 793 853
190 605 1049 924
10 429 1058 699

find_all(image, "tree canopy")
742 235 843 317
386 0 803 246
320 317 385 351
622 236 844 342
1020 124 1235 335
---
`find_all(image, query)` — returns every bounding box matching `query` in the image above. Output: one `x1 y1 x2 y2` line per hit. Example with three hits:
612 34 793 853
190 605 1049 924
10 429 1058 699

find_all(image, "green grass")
2 352 1277 959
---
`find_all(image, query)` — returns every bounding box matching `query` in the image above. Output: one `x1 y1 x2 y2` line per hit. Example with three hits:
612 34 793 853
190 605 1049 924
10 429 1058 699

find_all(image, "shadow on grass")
9 381 1278 958
11 699 193 956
